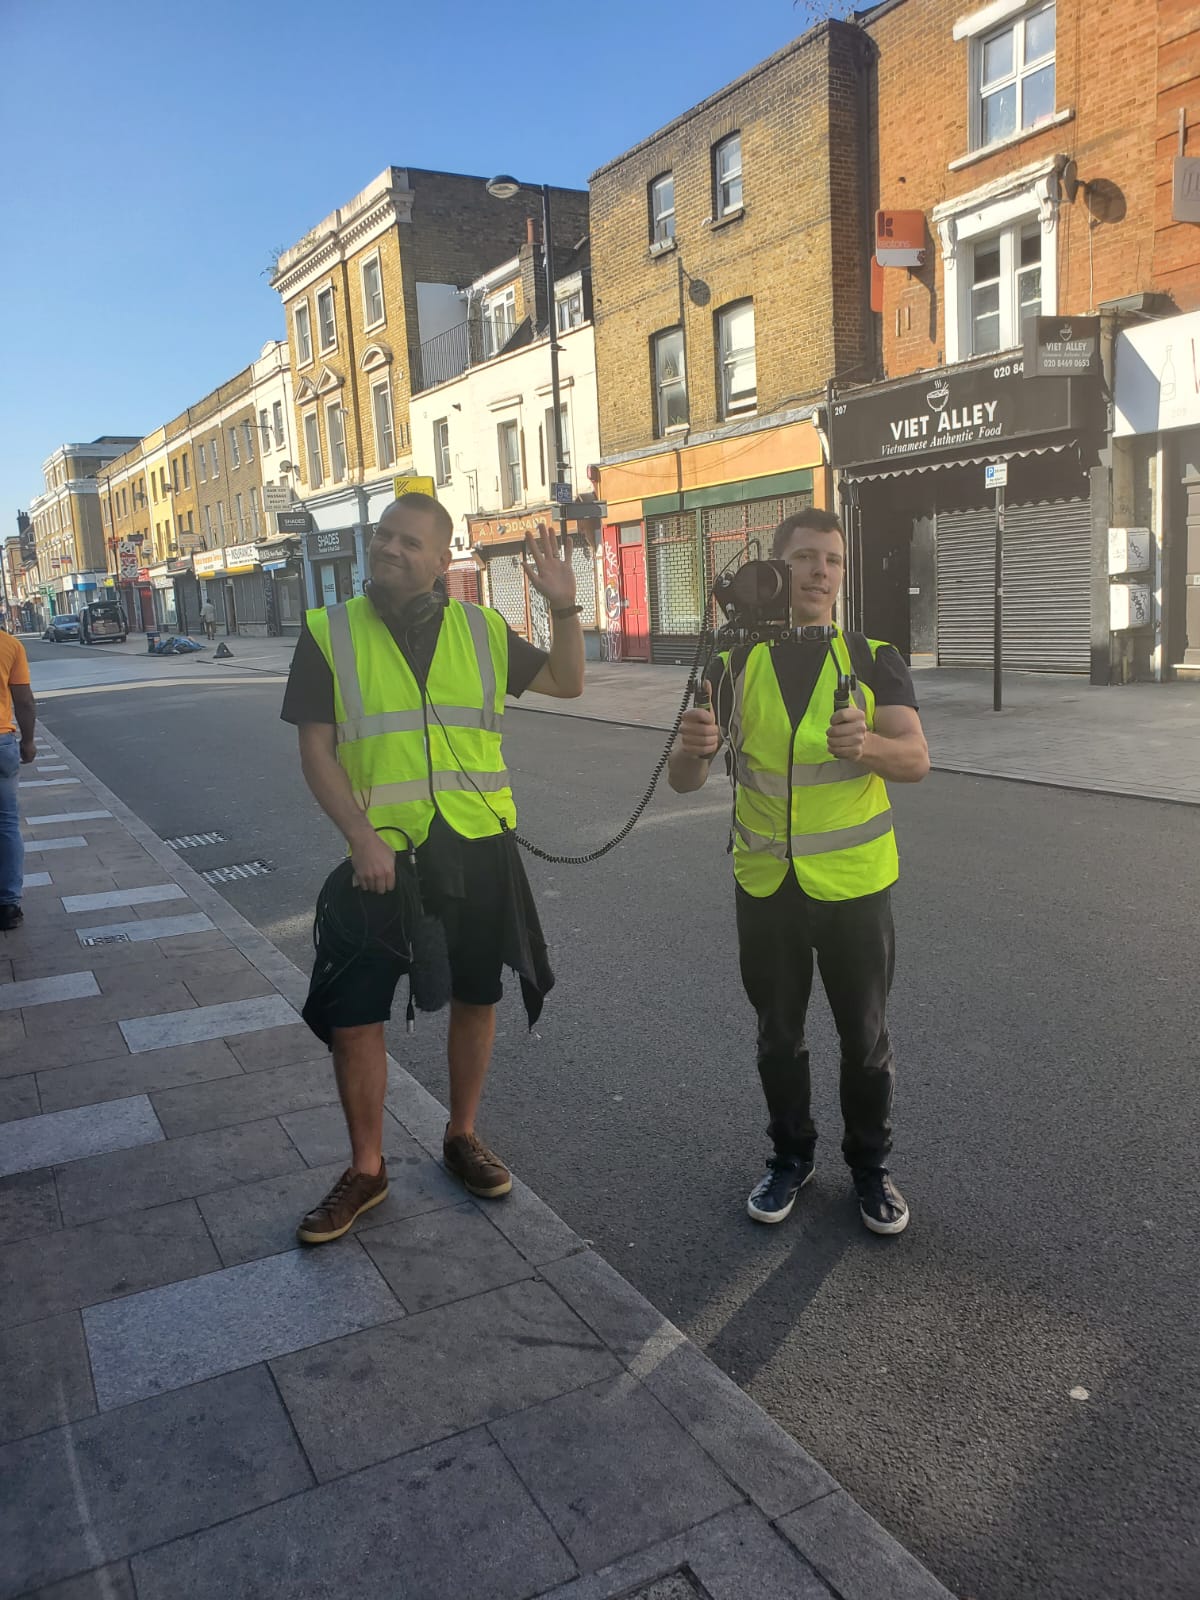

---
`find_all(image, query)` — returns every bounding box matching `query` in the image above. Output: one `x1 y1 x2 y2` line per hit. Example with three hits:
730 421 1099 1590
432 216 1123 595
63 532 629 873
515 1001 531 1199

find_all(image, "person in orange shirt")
0 633 37 931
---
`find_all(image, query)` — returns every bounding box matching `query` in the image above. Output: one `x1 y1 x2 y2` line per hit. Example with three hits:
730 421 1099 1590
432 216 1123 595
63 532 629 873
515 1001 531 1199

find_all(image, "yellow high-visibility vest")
721 630 898 901
306 596 516 847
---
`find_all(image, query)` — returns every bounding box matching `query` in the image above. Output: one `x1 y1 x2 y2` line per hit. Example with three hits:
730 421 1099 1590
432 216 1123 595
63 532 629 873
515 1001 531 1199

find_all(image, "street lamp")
485 175 566 495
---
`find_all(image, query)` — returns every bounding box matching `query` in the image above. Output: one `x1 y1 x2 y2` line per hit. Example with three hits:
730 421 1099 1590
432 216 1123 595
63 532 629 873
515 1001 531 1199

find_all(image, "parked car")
43 614 80 643
79 599 127 645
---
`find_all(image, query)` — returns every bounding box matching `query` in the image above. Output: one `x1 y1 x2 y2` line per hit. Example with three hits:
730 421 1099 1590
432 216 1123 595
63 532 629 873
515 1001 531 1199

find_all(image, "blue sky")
0 0 830 526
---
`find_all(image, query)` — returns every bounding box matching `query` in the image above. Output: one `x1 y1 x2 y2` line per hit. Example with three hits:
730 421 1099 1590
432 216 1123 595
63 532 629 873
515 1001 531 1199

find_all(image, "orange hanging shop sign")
875 210 926 268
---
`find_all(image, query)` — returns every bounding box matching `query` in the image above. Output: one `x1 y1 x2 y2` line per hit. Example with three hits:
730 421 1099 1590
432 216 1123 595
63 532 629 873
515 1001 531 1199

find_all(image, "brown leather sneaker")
442 1128 512 1199
296 1160 389 1244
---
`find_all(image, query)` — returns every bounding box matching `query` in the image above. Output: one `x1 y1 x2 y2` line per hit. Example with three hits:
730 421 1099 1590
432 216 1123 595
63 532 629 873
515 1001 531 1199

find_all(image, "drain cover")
165 831 228 850
201 859 275 884
81 932 133 946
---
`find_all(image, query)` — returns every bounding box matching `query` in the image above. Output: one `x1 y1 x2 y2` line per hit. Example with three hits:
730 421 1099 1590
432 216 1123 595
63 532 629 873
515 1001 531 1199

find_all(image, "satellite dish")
688 278 711 307
279 461 293 474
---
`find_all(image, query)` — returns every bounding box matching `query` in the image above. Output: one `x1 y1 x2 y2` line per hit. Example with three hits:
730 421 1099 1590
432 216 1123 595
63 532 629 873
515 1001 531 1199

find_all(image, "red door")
618 539 650 660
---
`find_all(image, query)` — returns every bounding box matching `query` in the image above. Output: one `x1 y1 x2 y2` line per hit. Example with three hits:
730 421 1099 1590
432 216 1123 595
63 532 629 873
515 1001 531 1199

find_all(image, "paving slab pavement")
0 734 958 1596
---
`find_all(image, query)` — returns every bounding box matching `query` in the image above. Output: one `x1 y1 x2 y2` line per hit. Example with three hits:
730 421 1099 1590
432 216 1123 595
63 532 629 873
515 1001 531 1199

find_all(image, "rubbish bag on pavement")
150 635 206 655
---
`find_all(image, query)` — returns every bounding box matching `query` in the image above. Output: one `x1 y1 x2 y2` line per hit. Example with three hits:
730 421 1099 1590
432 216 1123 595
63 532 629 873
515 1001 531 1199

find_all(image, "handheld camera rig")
698 552 854 710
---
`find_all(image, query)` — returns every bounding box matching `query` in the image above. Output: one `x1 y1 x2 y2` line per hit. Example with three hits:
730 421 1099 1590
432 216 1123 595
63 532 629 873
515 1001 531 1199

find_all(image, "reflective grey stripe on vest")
326 604 365 722
735 807 894 860
338 706 495 744
737 758 870 798
355 768 512 808
463 603 501 732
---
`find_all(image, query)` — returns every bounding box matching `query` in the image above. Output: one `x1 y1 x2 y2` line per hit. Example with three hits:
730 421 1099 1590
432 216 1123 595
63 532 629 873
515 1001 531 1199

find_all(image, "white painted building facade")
409 261 602 649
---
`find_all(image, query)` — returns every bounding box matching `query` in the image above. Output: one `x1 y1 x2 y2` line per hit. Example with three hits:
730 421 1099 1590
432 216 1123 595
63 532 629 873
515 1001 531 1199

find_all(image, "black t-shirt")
281 599 549 896
705 633 918 733
280 602 548 726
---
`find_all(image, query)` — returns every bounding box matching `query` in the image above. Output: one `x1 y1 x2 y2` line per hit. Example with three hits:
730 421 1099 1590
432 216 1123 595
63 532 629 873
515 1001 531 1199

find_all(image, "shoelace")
321 1169 366 1211
856 1169 897 1211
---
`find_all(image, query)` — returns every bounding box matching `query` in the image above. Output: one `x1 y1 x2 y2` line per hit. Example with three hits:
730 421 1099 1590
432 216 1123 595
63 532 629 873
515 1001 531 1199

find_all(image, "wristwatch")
552 604 584 619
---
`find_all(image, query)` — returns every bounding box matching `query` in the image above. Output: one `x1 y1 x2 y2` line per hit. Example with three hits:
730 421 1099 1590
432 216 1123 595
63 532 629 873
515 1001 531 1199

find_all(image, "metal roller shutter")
1003 498 1092 673
485 551 528 634
233 572 268 627
445 564 481 605
936 508 993 669
937 496 1091 673
570 541 598 626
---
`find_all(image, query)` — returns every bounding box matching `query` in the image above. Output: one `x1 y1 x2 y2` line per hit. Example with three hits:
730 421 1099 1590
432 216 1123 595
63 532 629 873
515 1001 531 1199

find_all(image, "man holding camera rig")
669 507 929 1235
281 492 583 1244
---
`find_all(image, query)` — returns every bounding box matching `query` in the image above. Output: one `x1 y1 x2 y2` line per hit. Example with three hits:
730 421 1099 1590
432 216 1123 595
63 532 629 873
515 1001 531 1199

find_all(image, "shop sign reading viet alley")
830 357 1087 471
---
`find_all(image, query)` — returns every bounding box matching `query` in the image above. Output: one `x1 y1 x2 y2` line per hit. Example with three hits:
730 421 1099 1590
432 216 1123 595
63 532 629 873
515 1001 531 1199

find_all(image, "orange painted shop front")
597 420 827 664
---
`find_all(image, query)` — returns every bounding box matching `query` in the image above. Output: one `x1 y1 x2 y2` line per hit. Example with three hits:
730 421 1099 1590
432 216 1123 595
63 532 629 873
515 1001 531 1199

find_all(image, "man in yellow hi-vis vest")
281 493 583 1243
669 508 930 1236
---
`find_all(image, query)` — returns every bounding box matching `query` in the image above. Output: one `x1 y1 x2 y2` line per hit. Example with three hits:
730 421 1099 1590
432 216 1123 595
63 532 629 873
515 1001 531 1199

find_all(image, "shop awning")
839 442 1072 482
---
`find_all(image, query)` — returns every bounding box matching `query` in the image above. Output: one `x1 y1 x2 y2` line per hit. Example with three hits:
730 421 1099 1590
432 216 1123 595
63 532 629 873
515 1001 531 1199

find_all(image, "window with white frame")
260 410 272 452
372 381 396 470
228 427 240 469
714 133 743 218
973 1 1055 150
235 492 246 536
434 418 451 485
250 487 261 537
210 437 220 477
482 287 516 357
217 501 226 538
556 290 585 331
653 327 688 434
182 452 190 488
294 301 313 366
498 420 522 508
273 400 285 447
317 286 337 352
650 173 675 246
966 222 1042 356
243 420 255 461
326 403 347 481
717 300 757 416
361 254 385 328
304 412 324 489
203 504 213 541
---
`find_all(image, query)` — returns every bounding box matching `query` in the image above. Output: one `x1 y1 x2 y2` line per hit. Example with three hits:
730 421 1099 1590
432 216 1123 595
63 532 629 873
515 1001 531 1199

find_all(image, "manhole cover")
165 831 229 850
81 932 133 946
201 860 275 884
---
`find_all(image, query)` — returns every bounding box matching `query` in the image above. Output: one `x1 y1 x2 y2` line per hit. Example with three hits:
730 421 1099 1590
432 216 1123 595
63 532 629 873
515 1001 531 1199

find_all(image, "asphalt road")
28 637 1200 1600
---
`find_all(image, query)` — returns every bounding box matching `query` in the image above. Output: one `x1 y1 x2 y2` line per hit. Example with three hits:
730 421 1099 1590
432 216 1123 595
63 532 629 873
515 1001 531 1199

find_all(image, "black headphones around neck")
366 581 446 633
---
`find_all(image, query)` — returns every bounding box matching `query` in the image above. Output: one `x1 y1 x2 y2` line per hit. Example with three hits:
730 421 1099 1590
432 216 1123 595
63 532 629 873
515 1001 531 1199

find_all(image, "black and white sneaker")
747 1156 815 1224
853 1167 909 1235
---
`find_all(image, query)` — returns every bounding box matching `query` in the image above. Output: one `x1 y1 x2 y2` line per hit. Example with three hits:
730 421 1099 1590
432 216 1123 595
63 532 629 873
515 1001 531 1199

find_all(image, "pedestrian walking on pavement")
200 598 216 641
668 507 930 1235
0 631 37 932
281 492 584 1243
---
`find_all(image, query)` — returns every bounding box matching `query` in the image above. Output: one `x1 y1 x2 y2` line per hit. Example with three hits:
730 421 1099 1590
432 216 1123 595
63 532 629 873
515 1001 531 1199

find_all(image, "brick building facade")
832 0 1200 683
590 22 871 662
270 167 587 607
98 343 297 637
